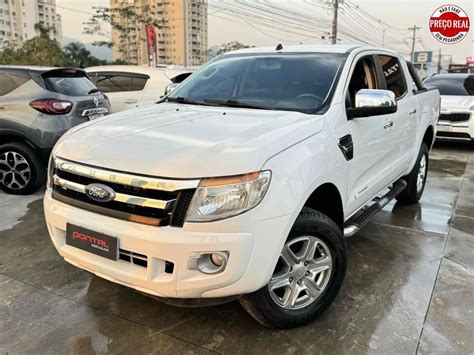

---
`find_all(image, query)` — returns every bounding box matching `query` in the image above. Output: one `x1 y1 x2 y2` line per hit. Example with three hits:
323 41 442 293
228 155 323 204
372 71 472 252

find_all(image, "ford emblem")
84 183 115 203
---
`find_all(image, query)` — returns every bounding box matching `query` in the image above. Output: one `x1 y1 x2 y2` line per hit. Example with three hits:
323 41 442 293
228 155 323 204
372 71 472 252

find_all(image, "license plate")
437 125 453 132
88 113 104 120
66 224 118 261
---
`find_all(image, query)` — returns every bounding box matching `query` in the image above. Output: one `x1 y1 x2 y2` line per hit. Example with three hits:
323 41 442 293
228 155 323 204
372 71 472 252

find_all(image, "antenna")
275 43 283 51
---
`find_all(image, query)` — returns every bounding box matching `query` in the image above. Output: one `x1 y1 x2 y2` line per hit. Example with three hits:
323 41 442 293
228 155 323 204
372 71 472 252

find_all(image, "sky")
56 0 473 64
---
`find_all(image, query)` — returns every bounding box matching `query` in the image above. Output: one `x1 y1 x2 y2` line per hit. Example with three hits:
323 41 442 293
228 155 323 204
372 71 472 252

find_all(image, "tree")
34 22 56 39
83 5 165 64
216 41 254 55
0 22 67 66
0 36 66 66
64 42 106 68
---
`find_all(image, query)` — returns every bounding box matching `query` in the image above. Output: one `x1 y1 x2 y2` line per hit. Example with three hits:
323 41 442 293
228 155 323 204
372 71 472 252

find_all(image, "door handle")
409 109 417 116
124 99 138 104
384 121 393 129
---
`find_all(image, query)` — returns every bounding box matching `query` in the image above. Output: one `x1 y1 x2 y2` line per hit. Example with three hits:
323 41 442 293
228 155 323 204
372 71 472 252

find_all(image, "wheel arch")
302 183 344 230
0 130 37 150
422 125 435 150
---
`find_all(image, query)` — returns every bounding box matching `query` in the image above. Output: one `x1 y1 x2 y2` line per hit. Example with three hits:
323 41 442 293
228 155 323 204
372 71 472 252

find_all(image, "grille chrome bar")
53 175 176 210
55 157 200 192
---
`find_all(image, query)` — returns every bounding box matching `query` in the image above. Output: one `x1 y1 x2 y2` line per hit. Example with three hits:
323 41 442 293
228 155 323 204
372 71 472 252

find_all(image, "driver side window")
346 56 379 108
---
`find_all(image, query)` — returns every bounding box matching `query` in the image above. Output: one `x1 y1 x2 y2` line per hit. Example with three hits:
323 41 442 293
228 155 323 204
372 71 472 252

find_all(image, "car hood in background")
440 95 474 110
54 103 325 178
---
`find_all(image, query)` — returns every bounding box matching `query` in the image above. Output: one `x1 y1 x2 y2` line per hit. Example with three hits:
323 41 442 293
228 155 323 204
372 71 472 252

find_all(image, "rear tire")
396 143 429 204
0 142 45 195
240 208 347 328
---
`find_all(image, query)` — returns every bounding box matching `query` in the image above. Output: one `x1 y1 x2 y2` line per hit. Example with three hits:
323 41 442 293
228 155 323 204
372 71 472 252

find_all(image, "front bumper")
44 189 292 298
436 113 474 141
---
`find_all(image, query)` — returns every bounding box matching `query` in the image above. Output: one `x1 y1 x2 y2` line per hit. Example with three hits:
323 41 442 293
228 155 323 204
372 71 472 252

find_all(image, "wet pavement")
0 142 473 354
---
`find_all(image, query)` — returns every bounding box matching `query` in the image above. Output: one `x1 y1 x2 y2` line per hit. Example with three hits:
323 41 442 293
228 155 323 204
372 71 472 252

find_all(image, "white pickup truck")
44 45 439 328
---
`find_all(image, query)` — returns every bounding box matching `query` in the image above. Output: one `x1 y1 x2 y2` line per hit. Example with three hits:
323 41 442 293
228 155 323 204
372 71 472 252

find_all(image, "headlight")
186 171 271 222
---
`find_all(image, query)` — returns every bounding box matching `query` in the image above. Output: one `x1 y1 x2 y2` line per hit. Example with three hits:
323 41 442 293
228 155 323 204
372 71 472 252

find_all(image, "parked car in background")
0 66 110 195
424 73 474 142
85 65 194 113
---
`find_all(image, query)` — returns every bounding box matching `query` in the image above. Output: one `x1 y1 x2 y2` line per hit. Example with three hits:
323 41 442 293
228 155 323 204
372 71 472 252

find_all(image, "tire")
240 208 347 328
395 143 429 204
0 142 45 195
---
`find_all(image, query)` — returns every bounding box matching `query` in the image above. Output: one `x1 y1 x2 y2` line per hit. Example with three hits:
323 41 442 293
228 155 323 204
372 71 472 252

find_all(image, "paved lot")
0 143 473 354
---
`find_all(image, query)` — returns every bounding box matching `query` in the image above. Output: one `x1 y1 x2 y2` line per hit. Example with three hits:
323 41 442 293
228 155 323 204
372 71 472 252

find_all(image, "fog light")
189 252 229 274
211 253 225 266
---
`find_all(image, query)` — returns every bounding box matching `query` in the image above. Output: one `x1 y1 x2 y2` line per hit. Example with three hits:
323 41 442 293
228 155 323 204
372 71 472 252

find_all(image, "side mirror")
164 82 180 95
347 89 397 119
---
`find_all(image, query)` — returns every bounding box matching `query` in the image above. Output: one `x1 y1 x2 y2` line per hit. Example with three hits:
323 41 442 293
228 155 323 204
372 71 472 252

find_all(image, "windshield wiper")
88 88 100 95
166 96 206 106
203 99 272 110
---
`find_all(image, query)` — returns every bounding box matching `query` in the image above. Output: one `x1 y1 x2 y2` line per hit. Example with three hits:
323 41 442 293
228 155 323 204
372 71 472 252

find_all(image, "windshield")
424 76 474 96
168 53 346 114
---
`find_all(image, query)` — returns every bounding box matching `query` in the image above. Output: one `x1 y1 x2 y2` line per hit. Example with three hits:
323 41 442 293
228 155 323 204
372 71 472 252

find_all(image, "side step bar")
343 179 407 237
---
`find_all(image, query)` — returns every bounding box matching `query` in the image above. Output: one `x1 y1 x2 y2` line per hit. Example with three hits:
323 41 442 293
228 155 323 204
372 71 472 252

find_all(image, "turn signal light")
30 99 73 115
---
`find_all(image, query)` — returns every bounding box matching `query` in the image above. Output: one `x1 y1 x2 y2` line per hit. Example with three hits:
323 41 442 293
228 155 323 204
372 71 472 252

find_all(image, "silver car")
0 66 111 195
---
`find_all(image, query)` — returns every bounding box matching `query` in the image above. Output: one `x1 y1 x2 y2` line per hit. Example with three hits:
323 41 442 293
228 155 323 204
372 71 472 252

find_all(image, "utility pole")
331 0 340 45
408 25 421 62
438 48 442 73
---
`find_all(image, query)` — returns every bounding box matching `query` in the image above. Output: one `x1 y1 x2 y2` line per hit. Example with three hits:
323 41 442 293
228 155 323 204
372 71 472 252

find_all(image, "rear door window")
0 71 30 96
377 55 407 99
89 73 149 93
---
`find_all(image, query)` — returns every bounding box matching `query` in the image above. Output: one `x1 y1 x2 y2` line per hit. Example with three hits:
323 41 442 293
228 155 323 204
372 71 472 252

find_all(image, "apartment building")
111 0 208 66
37 0 62 42
0 0 62 49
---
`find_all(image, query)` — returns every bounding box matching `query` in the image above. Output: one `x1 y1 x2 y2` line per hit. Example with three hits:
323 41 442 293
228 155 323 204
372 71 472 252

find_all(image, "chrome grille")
52 157 198 227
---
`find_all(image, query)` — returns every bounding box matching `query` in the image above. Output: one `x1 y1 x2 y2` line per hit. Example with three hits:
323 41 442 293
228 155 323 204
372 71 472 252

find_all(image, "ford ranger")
44 45 439 328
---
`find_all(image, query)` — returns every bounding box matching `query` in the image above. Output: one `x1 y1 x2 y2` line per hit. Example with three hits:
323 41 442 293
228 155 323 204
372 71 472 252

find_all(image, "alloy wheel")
417 154 427 194
0 151 31 190
268 236 333 310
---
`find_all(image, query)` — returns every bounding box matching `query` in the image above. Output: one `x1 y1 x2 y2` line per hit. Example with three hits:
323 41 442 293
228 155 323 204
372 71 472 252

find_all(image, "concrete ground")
0 142 473 354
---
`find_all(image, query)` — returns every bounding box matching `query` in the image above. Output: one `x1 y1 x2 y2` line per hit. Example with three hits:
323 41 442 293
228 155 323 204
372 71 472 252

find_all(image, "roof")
0 66 87 74
85 65 194 75
426 73 472 80
223 44 403 58
0 65 56 72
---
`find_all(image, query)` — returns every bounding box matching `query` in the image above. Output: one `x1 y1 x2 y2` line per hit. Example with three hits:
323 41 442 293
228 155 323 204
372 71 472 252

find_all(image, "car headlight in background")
186 171 271 222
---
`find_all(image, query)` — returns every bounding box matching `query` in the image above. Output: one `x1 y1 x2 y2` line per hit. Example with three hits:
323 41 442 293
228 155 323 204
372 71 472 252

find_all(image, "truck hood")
441 95 474 110
54 103 325 178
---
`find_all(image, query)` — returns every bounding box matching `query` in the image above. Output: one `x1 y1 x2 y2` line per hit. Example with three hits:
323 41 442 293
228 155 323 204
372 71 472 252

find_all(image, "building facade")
110 0 208 66
0 0 62 49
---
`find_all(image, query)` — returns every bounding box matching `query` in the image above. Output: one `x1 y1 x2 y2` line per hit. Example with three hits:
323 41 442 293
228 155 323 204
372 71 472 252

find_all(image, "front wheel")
396 143 429 204
240 208 347 328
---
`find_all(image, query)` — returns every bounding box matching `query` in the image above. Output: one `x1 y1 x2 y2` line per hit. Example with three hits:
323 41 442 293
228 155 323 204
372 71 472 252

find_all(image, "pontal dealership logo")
429 5 470 44
84 183 115 203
